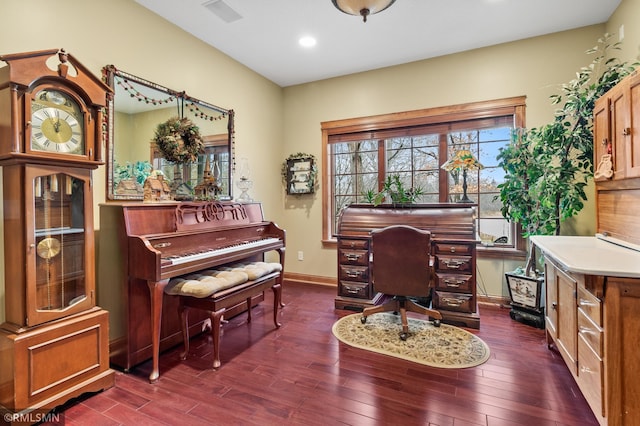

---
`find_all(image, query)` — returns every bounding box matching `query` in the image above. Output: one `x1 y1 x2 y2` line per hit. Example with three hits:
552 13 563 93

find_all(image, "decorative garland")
111 74 229 122
154 116 204 164
281 153 318 193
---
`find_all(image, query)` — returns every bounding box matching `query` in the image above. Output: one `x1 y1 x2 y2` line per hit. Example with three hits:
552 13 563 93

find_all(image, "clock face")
30 89 85 155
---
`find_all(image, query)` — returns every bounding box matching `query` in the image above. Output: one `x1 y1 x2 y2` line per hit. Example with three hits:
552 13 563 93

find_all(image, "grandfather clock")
0 49 114 417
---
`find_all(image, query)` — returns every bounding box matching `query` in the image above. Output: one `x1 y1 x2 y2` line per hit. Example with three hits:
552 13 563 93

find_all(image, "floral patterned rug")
332 313 490 368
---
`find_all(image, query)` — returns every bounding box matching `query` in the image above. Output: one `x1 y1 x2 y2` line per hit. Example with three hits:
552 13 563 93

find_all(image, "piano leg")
272 283 282 328
246 297 252 323
147 279 169 384
210 307 225 369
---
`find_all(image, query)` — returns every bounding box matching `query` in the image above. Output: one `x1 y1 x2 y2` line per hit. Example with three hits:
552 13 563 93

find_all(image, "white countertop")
530 235 640 278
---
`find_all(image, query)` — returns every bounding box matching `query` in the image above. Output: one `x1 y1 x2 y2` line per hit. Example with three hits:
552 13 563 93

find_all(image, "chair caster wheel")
361 316 367 324
400 332 408 341
433 319 441 327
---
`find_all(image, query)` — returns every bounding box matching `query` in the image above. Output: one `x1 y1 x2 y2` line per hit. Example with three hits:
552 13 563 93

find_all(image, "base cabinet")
543 255 640 426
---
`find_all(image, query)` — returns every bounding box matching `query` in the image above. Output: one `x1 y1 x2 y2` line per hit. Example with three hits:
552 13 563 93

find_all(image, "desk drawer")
338 249 368 266
339 280 370 299
435 273 473 293
434 243 472 255
435 256 472 273
339 265 369 282
339 239 368 250
434 291 474 313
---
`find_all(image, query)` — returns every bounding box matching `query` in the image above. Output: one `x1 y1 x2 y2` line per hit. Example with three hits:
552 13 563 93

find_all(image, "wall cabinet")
594 70 640 181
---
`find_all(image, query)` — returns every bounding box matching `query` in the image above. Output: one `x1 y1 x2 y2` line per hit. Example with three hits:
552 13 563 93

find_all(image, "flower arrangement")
153 116 204 164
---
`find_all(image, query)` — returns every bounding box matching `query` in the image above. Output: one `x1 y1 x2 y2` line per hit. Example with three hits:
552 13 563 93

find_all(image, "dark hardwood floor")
52 282 597 426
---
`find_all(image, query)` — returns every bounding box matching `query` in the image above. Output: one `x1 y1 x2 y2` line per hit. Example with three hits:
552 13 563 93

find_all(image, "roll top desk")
335 203 480 329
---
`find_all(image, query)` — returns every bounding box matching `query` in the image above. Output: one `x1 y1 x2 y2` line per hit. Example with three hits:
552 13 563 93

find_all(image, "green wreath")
154 116 204 164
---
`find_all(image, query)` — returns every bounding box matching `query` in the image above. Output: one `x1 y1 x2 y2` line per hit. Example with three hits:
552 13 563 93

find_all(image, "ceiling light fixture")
331 0 396 23
299 36 317 48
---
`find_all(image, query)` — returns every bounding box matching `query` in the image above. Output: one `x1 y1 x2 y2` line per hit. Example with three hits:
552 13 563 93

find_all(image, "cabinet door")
544 261 558 337
25 165 95 326
555 266 578 375
604 277 640 426
626 73 640 178
593 96 612 182
610 84 629 179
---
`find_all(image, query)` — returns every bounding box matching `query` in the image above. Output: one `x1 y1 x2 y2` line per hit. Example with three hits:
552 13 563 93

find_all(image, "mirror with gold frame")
102 65 234 201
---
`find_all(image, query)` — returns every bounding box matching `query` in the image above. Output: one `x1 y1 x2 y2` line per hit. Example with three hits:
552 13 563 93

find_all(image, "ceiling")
135 0 621 88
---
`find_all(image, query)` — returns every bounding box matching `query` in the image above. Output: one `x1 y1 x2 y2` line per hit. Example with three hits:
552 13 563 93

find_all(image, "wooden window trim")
321 96 527 257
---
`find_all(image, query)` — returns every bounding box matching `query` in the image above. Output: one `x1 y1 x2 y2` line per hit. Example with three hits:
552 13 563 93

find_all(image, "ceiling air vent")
202 0 243 23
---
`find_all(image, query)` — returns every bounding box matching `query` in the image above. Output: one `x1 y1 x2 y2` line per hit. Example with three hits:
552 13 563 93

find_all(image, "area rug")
332 313 490 368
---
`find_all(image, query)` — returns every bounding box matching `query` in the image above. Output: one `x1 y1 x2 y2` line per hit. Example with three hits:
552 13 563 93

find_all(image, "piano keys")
98 201 285 382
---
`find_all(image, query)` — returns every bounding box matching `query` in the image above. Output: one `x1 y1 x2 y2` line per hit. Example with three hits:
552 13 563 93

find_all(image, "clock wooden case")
0 49 114 417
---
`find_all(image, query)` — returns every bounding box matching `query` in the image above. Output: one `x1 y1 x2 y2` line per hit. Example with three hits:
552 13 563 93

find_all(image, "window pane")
446 127 512 241
385 136 439 195
331 141 379 236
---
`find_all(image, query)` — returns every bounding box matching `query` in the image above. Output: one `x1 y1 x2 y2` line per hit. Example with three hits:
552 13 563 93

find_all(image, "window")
321 97 526 256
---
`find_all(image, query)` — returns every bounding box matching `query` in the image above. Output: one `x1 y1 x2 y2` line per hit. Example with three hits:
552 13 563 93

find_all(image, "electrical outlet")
297 251 304 261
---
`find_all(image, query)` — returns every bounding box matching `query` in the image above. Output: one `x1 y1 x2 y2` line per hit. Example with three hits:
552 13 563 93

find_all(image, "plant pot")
505 271 545 328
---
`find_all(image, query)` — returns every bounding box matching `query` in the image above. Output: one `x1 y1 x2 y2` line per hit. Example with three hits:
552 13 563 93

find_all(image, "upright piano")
335 203 479 328
98 201 285 381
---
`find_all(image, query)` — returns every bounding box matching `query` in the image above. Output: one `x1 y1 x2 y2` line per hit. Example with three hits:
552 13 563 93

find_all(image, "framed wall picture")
286 157 315 194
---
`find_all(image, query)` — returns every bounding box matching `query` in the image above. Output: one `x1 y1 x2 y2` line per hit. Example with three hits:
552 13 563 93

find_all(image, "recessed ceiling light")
299 36 317 48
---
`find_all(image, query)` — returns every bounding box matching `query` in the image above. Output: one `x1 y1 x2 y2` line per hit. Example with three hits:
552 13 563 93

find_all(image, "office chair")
361 225 442 340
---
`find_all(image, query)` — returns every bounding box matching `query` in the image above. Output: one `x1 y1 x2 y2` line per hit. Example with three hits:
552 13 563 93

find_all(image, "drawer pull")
449 246 456 253
444 259 464 269
343 286 360 294
551 302 557 310
443 279 464 288
580 366 594 374
345 271 361 278
579 326 595 335
579 298 598 307
345 253 362 261
442 297 464 307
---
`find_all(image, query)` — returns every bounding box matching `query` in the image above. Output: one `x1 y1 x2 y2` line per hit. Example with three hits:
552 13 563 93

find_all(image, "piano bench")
172 269 282 369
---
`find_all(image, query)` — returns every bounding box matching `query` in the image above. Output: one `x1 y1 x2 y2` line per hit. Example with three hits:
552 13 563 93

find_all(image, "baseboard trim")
283 272 336 287
477 294 512 309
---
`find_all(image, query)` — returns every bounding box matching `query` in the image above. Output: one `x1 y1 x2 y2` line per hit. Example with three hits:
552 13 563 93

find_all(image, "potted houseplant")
363 174 424 206
497 34 638 324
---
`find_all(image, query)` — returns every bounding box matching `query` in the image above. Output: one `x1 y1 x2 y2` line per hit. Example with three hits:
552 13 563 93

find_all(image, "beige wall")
1 0 639 324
